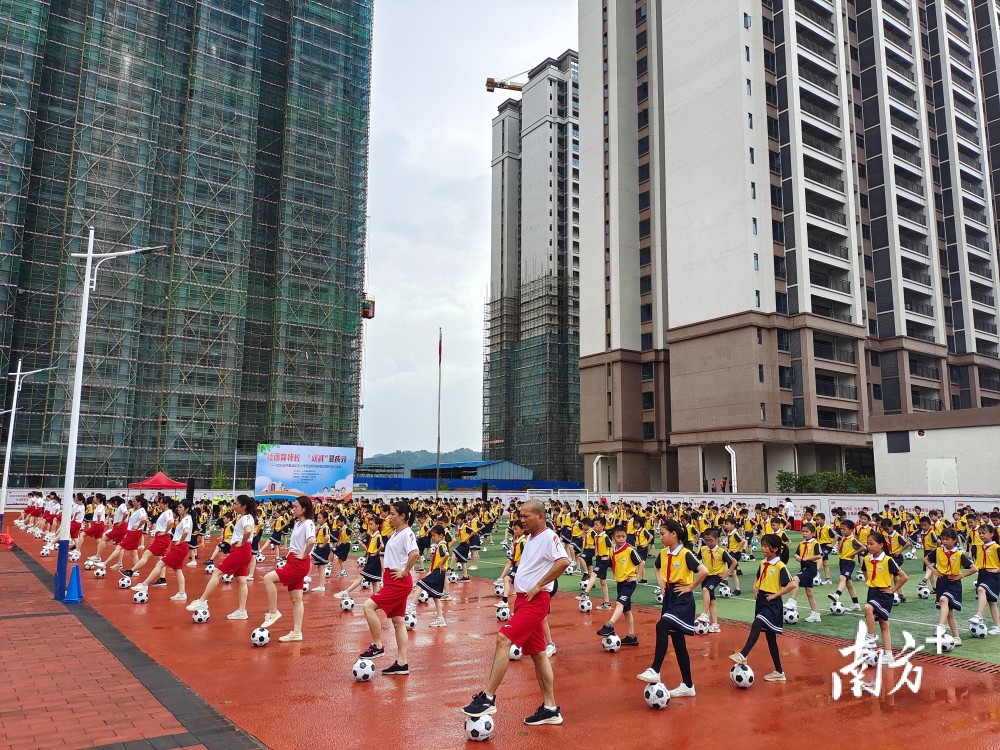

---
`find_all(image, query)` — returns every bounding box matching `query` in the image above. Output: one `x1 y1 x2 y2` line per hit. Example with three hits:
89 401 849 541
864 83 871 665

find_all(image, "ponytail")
760 533 788 563
660 518 689 549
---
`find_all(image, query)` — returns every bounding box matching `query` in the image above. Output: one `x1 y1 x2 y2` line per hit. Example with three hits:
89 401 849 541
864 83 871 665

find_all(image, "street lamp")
54 228 164 601
0 360 56 534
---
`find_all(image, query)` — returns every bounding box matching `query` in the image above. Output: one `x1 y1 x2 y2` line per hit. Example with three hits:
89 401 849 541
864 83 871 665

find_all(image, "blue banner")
255 444 356 502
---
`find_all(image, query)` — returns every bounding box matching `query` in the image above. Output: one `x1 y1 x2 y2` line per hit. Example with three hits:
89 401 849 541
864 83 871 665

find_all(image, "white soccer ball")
496 606 511 622
694 620 709 635
69 550 81 562
783 609 799 624
580 579 588 590
448 571 459 583
132 590 148 604
341 597 355 611
565 564 576 576
251 628 270 647
404 613 417 630
222 573 234 584
325 565 332 577
892 592 901 605
361 580 371 589
464 714 495 742
730 663 754 688
643 682 670 709
829 601 846 615
84 560 94 570
39 546 51 557
302 579 310 594
854 572 865 582
509 644 523 660
351 544 360 552
352 658 376 681
192 608 210 623
94 567 107 578
118 576 132 589
357 556 367 566
256 553 265 562
917 586 931 599
602 634 622 653
654 591 664 604
579 598 593 613
862 648 879 667
751 544 758 551
970 620 988 639
418 589 429 603
206 563 215 574
276 560 286 570
939 633 956 653
718 585 732 598
494 584 505 596
904 550 915 560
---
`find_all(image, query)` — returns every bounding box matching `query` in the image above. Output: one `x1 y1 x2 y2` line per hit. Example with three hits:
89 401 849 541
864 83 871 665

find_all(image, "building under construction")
482 51 582 483
0 0 373 486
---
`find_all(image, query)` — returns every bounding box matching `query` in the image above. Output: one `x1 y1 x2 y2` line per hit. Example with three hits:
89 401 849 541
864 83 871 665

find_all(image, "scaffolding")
1 0 373 487
483 275 581 482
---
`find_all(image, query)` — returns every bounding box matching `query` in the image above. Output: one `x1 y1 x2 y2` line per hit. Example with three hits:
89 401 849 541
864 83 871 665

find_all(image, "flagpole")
435 327 442 500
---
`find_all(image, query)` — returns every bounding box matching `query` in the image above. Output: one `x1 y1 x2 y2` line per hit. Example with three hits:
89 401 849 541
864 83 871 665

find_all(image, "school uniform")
360 532 384 582
933 547 974 611
753 556 791 633
506 535 526 583
699 544 733 600
417 540 450 598
310 523 332 565
147 508 174 557
611 543 642 611
658 545 702 634
837 537 863 578
370 526 418 617
85 503 107 539
864 552 901 621
593 531 612 580
453 524 472 563
163 516 193 570
972 540 1000 603
277 519 315 590
334 525 351 561
120 508 148 551
795 538 821 588
469 517 482 551
69 503 86 538
217 514 255 577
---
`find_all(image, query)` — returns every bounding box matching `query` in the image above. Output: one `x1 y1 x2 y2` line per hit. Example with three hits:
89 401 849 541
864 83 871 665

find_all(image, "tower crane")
486 69 529 93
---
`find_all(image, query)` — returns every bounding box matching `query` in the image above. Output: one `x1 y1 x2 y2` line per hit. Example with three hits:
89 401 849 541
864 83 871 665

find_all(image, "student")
185 495 256 620
309 511 332 593
730 533 798 682
595 525 641 647
452 513 473 581
185 503 202 567
580 517 613 609
498 521 526 611
637 520 708 696
788 523 823 623
132 499 193 601
932 527 977 647
577 517 595 581
722 517 745 595
79 495 107 560
359 501 419 675
917 516 941 589
813 513 836 585
124 497 174 580
879 517 911 602
828 519 864 611
69 494 87 550
634 520 652 584
99 498 148 573
336 517 383 599
332 516 352 577
261 496 317 642
92 496 128 564
860 531 908 665
969 523 1000 635
696 528 736 632
408 524 450 627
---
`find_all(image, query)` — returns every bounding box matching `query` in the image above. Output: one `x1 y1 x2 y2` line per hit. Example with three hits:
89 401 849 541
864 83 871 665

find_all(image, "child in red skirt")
261 496 316 641
186 495 257 620
124 497 174 579
98 498 148 573
133 499 193 601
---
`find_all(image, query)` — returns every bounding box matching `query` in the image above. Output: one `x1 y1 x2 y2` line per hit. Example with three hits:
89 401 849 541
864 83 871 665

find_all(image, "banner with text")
255 445 355 502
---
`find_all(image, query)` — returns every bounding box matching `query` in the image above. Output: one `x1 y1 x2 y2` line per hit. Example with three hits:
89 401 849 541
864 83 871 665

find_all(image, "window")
640 303 653 322
636 30 648 49
775 291 788 314
765 82 778 105
751 181 757 199
638 163 650 182
755 289 761 307
745 45 751 61
641 362 654 380
638 108 649 128
607 393 612 406
637 82 648 102
636 3 647 23
777 329 790 351
638 136 649 155
744 12 752 28
770 184 783 207
637 56 648 76
643 421 656 440
748 113 754 129
870 351 880 367
774 255 786 278
639 218 651 238
872 384 883 400
747 79 752 95
749 147 755 164
642 391 654 410
781 403 796 426
760 403 767 421
886 431 910 454
763 17 774 39
769 150 782 175
772 220 785 242
764 50 776 72
767 116 779 140
756 326 763 345
753 252 759 271
608 421 613 438
640 275 652 293
639 247 651 266
758 364 765 383
639 190 650 210
640 332 653 351
752 218 758 235
779 366 793 389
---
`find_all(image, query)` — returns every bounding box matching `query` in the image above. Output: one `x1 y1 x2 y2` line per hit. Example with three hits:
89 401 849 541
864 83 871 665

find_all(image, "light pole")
0 360 56 534
54 228 164 601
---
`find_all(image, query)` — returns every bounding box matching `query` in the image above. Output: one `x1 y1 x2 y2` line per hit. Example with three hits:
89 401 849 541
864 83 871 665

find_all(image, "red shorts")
85 522 105 539
28 507 40 518
70 522 83 538
43 512 54 523
217 543 252 577
162 541 189 570
105 523 126 543
370 569 413 618
148 533 171 557
120 529 143 551
500 592 551 656
275 554 310 591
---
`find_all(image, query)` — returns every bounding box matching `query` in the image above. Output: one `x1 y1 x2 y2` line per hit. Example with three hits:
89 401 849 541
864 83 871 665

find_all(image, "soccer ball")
904 550 915 560
449 572 459 583
829 601 846 615
302 579 310 594
404 613 417 630
652 586 662 597
509 644 523 660
751 543 758 551
341 598 355 611
40 546 51 557
970 620 988 639
730 663 754 688
192 608 210 623
276 560 286 570
654 591 664 604
494 578 503 586
325 565 332 577
222 573 234 584
352 658 376 681
361 580 371 589
357 556 367 566
917 586 931 599
740 553 753 562
643 682 670 709
854 572 865 582
579 598 593 613
580 578 588 590
718 585 732 598
464 714 495 742
565 564 576 576
602 634 622 653
256 553 265 562
94 567 107 578
496 606 511 622
132 590 149 604
69 550 81 562
118 576 132 589
418 589 429 603
892 592 901 605
783 609 799 624
206 563 215 574
251 628 270 647
939 633 956 652
862 648 879 667
351 544 360 552
84 560 94 570
694 620 709 635
494 584 504 596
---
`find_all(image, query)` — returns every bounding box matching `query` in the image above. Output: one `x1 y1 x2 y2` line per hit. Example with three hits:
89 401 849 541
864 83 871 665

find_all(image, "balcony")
958 152 982 170
899 236 929 256
981 377 1000 391
813 305 853 322
884 28 913 53
977 341 1000 358
956 126 980 146
807 203 847 225
882 1 910 26
801 68 839 96
895 175 924 196
799 37 836 63
905 299 935 316
901 266 932 285
971 290 996 306
962 179 985 197
912 394 944 411
954 98 978 120
801 100 841 127
804 167 845 192
969 263 994 280
888 86 917 109
798 4 835 32
890 115 920 137
893 147 922 168
952 75 976 96
975 320 999 334
885 57 915 82
816 381 859 399
906 328 936 342
897 205 926 226
809 237 850 260
814 341 856 363
802 132 843 158
909 361 940 379
966 208 988 225
946 0 967 18
817 418 861 430
811 270 852 293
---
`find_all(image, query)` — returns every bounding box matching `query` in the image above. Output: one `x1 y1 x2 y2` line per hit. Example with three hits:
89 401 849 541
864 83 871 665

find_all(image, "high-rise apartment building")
483 50 583 482
0 0 373 486
579 0 1000 492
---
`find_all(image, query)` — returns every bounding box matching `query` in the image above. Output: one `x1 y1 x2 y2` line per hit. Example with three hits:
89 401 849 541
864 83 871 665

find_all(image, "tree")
775 470 875 494
211 471 231 490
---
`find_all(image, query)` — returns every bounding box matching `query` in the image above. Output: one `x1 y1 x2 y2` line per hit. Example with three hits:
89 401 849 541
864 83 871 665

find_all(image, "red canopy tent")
128 471 187 490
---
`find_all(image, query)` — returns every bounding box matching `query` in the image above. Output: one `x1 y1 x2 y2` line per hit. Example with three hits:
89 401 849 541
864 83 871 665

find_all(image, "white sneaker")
131 583 148 592
784 599 798 610
969 614 984 625
696 612 710 623
185 561 198 567
469 566 478 571
989 626 1000 636
170 592 188 601
636 667 661 684
545 642 557 657
823 579 833 586
953 636 963 647
846 603 861 612
278 631 303 642
261 610 282 628
668 684 696 697
334 591 348 599
708 623 721 633
494 600 509 608
87 555 101 562
185 599 207 611
227 609 248 620
729 652 747 665
406 603 416 613
311 586 325 593
864 634 877 648
880 650 893 665
429 617 447 628
805 612 822 623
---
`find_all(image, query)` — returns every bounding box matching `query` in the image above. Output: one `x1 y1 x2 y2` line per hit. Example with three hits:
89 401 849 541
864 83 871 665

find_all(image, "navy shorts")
310 544 331 565
615 580 637 612
839 560 856 578
417 569 446 598
935 578 963 611
454 543 470 563
580 550 594 567
797 569 816 589
361 556 383 582
636 545 649 561
594 560 610 581
976 571 999 603
701 574 722 600
753 594 783 633
335 542 350 561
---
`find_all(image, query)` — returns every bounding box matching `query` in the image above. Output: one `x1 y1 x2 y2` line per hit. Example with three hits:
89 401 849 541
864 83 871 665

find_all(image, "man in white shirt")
784 498 795 528
462 499 569 727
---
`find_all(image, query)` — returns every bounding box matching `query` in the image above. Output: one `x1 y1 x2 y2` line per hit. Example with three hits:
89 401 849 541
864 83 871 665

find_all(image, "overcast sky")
361 0 578 456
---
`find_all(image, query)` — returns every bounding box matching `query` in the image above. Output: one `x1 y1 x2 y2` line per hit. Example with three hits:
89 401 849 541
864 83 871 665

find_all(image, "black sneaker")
360 644 385 658
152 578 168 587
462 691 497 717
524 705 563 726
621 635 639 646
597 624 615 637
638 579 648 584
122 570 134 577
382 661 409 675
734 590 742 596
460 576 471 582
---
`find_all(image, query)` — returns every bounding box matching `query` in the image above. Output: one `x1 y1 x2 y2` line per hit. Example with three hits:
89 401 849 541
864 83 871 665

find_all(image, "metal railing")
811 271 851 293
980 377 1000 391
953 75 976 95
884 28 913 53
968 235 990 252
954 98 978 120
909 361 940 379
975 320 999 334
897 205 927 225
890 115 920 137
966 209 988 225
800 101 841 126
971 290 996 306
912 395 944 411
817 418 861 430
882 1 910 25
976 343 999 358
901 267 932 285
804 167 845 191
907 329 936 342
816 381 858 399
958 152 982 170
904 299 935 316
893 147 922 167
888 86 917 109
809 237 850 259
814 342 856 363
899 236 929 256
807 203 847 225
896 175 924 196
814 306 853 322
961 179 984 197
956 126 980 146
801 69 839 95
885 57 915 81
798 4 835 31
799 37 836 63
969 263 994 279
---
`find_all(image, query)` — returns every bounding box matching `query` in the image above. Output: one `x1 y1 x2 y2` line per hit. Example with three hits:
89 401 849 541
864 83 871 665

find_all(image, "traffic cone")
64 564 84 603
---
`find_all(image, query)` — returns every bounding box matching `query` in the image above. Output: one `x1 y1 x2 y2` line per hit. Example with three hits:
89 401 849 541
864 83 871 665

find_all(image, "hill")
360 448 482 475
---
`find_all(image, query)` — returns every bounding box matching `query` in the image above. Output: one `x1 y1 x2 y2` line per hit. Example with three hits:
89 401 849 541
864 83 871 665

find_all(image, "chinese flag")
438 328 442 364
